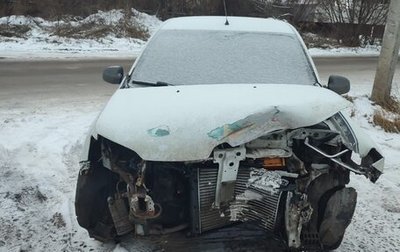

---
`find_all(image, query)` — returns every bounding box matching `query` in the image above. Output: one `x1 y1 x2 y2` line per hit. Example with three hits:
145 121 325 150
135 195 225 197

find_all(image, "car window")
130 30 316 86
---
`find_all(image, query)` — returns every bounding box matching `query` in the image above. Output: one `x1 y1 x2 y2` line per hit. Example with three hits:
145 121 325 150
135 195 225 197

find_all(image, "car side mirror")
327 75 350 95
103 66 124 84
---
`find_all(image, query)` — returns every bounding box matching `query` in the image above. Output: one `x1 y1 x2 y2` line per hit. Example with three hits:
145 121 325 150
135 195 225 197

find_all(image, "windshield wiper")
131 79 174 86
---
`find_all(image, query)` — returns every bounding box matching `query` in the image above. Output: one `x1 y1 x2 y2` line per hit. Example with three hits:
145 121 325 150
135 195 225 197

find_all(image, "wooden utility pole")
371 0 400 105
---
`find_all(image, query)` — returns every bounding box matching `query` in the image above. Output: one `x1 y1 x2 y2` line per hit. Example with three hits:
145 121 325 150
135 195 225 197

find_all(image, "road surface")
1 57 400 104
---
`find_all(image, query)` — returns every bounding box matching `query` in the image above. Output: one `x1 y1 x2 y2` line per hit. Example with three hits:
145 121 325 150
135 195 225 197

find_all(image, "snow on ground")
308 45 383 58
337 96 400 251
0 10 393 60
0 9 162 60
0 96 157 252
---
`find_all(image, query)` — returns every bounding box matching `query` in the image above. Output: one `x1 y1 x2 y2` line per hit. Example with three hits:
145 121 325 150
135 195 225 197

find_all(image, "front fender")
333 112 384 182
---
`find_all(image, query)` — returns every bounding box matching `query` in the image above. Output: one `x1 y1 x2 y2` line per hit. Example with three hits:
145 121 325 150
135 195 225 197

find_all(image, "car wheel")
318 187 357 250
75 162 118 241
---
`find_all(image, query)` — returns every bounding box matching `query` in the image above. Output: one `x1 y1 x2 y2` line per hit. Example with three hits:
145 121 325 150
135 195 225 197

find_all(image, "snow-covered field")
0 95 158 252
0 9 391 60
338 97 400 251
0 9 161 60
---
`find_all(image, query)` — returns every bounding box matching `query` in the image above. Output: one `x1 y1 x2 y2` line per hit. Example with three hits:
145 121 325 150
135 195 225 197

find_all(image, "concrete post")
371 0 400 104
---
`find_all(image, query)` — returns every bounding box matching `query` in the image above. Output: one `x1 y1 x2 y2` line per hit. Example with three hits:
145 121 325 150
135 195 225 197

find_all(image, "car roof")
161 16 295 34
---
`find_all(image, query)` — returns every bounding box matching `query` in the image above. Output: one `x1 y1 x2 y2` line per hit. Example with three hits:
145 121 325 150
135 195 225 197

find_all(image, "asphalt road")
315 56 400 89
1 56 399 103
0 59 132 102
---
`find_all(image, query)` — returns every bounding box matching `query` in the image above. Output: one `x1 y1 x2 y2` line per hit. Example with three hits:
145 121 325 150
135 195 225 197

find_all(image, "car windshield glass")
130 30 316 86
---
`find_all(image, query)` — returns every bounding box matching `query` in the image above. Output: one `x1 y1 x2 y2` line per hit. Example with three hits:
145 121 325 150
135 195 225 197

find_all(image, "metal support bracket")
304 137 364 175
285 192 313 249
213 145 246 208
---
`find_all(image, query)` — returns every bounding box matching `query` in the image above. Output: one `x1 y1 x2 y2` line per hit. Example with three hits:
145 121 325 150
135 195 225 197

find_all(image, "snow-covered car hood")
93 84 351 161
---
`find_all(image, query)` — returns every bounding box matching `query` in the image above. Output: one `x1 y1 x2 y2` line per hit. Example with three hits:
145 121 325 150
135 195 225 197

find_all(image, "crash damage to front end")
75 84 383 250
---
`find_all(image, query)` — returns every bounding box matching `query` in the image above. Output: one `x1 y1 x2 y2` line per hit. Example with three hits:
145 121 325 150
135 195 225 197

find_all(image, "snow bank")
0 99 105 251
337 96 400 251
309 45 383 58
0 9 162 60
0 15 48 26
0 11 393 60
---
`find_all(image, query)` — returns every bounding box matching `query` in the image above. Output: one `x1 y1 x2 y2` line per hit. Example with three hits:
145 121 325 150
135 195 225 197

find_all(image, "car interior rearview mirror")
103 66 124 84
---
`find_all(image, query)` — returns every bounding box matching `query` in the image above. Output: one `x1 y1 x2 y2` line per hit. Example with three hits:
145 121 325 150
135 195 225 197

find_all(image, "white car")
75 16 384 251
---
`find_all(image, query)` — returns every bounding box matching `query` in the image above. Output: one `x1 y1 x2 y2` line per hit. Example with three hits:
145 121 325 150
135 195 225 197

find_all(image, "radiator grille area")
197 166 282 233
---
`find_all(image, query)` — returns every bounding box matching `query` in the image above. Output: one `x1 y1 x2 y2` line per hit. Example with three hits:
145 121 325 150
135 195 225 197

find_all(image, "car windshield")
130 30 317 86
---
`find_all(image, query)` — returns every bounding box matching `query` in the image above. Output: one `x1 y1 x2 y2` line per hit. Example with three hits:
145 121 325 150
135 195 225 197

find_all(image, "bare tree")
319 0 388 46
249 0 320 24
1 0 15 25
249 0 283 18
286 0 321 24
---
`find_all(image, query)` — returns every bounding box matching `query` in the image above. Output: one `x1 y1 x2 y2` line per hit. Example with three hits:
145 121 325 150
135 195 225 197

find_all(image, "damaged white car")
75 16 384 251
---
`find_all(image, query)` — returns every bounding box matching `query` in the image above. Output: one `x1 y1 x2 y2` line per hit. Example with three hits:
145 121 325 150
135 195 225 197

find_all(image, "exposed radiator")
192 166 282 234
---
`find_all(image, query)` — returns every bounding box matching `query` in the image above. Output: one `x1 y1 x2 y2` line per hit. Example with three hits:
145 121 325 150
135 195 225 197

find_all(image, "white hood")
94 84 350 161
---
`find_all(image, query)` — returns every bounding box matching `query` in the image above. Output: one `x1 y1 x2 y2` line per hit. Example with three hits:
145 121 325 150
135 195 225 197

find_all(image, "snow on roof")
161 16 295 34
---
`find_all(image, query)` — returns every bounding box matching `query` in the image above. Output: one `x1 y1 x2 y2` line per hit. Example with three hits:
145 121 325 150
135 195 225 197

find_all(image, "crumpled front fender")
331 112 384 182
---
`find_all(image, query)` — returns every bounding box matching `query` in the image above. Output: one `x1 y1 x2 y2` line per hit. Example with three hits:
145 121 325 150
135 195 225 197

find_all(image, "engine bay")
75 118 382 250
